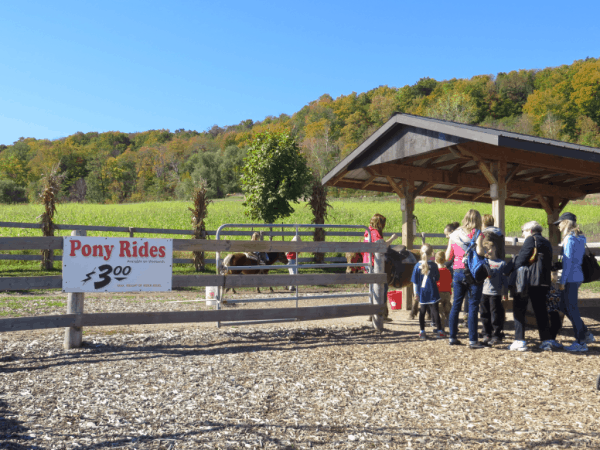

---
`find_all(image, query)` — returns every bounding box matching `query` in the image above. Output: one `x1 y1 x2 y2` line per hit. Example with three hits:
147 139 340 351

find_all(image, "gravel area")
1 288 600 449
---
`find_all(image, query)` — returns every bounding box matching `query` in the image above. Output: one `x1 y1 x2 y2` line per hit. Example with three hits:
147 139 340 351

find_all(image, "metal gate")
214 223 374 328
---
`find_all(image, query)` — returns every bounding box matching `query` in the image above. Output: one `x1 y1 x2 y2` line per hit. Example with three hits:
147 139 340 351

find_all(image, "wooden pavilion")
321 113 600 309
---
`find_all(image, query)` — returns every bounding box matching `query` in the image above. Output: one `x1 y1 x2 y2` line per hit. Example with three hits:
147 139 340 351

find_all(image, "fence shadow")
0 399 36 449
1 326 416 374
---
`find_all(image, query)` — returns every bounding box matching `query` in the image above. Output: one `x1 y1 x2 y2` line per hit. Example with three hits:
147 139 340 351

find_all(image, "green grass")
3 196 599 239
0 296 66 315
2 197 600 291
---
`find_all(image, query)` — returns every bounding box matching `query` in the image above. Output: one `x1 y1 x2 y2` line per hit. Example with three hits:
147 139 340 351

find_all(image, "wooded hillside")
1 57 599 204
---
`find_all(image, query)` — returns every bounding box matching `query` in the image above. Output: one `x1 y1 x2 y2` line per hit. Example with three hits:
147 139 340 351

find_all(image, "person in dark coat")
509 221 554 351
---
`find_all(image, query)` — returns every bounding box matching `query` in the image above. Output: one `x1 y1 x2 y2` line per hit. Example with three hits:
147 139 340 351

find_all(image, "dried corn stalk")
308 176 331 264
189 180 212 271
37 163 66 270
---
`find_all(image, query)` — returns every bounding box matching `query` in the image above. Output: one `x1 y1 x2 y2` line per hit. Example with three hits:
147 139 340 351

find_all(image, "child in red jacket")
435 251 452 331
286 236 300 292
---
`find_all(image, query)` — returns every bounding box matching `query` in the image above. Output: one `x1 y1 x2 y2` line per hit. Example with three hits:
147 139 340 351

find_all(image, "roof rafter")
375 162 585 199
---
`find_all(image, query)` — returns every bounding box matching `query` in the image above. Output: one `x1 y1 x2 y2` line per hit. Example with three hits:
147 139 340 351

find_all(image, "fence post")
64 230 86 350
371 251 384 332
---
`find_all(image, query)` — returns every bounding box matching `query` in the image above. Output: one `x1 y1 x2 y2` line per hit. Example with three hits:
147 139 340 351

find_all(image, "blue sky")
1 0 599 145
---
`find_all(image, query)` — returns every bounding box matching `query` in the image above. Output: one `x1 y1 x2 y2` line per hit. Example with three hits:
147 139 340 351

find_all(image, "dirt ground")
1 287 600 449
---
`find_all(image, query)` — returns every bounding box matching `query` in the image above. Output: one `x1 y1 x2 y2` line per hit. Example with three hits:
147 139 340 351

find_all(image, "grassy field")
3 195 600 238
1 196 600 281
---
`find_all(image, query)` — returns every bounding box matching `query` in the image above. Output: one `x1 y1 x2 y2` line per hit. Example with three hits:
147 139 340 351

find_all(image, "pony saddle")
244 252 267 264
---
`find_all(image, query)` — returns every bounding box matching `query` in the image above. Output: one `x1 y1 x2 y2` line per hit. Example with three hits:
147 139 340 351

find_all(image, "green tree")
425 91 477 124
85 151 111 203
0 179 27 203
242 132 312 224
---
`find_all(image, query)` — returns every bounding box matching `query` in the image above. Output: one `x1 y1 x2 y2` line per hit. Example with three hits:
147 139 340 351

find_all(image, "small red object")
387 291 402 310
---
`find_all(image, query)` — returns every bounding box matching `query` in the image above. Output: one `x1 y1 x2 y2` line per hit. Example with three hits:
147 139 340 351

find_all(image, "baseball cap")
552 212 577 225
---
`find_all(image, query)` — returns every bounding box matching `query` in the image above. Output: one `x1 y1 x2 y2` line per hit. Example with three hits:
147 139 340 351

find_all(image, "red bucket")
387 291 402 310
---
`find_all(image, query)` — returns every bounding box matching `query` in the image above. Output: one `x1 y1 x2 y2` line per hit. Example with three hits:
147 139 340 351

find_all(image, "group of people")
364 209 595 352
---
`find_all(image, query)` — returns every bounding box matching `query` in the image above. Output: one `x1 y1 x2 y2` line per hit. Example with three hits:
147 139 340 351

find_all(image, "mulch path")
1 288 599 449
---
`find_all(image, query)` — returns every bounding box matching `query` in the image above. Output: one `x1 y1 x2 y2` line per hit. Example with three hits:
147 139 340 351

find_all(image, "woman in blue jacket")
555 212 595 352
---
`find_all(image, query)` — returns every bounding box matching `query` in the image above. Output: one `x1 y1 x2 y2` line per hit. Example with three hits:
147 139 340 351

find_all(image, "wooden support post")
491 161 507 235
401 179 415 311
371 251 385 332
547 197 567 261
64 230 86 350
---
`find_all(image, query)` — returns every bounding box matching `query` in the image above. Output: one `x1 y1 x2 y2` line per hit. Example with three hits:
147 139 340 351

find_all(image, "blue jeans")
449 269 483 342
558 282 587 343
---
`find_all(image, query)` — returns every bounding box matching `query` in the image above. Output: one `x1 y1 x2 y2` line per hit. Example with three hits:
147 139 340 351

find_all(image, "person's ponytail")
420 244 433 276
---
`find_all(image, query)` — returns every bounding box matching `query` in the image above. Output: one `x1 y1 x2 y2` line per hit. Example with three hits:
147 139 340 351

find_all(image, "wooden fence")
0 236 389 348
2 221 599 265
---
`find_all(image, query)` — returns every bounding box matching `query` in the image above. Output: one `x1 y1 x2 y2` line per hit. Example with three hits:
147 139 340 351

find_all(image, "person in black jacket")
509 221 554 351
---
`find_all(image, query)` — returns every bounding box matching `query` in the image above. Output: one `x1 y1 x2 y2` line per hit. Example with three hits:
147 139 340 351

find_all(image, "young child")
480 241 507 345
250 232 269 264
411 244 445 339
443 222 460 241
435 251 452 330
286 235 301 292
546 270 564 348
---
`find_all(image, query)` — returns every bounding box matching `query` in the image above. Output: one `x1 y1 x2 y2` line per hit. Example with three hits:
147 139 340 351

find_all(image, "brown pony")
221 252 288 294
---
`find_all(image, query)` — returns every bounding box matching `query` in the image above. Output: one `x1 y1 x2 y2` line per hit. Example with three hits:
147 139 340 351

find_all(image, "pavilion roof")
321 114 600 209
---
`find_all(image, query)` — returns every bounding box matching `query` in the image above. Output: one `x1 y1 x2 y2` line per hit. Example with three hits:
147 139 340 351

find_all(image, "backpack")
582 245 600 283
463 230 488 285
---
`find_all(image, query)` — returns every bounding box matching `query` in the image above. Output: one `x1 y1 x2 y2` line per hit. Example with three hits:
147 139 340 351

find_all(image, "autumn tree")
425 91 477 124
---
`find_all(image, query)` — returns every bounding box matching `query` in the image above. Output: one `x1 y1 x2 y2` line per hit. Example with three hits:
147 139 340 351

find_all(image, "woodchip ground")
1 287 599 449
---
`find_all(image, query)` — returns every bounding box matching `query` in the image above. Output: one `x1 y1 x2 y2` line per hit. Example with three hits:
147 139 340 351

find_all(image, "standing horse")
346 245 419 288
221 252 288 294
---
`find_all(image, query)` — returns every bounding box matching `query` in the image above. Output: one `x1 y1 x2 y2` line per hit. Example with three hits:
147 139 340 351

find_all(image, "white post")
64 230 86 350
371 251 385 332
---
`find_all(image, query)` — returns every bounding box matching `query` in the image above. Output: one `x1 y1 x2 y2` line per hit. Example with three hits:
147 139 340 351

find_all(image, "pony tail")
420 244 433 276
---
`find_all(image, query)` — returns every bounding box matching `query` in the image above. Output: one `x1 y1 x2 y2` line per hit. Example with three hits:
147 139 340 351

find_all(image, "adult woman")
511 221 553 351
363 213 398 322
445 209 486 348
555 212 595 351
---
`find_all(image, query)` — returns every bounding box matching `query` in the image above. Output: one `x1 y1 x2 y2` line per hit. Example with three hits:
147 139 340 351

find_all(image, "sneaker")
448 338 461 345
489 336 503 346
469 341 486 349
584 332 595 344
539 340 554 351
435 329 446 339
565 342 588 352
508 340 528 352
548 339 563 349
419 331 426 340
288 286 296 292
481 335 491 345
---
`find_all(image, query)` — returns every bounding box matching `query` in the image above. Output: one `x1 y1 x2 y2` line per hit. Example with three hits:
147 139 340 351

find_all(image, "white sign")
62 237 173 292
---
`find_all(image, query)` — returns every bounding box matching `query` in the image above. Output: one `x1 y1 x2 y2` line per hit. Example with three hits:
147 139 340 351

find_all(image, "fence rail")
0 304 383 333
